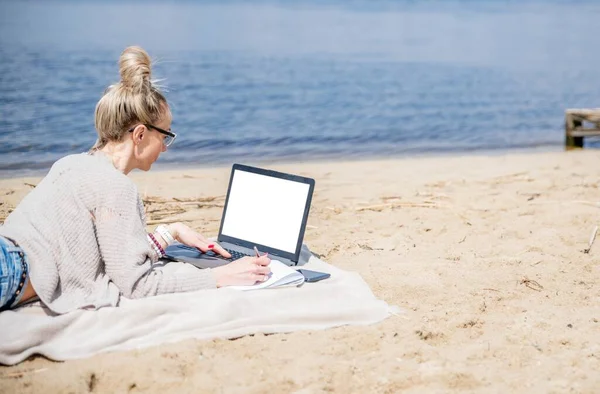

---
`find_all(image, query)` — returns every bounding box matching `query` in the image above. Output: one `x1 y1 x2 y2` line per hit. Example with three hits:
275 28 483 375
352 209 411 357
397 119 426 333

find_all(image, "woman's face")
135 110 172 171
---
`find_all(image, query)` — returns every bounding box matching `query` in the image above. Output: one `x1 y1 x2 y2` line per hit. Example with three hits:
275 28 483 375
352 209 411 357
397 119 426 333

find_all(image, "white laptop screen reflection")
221 170 310 254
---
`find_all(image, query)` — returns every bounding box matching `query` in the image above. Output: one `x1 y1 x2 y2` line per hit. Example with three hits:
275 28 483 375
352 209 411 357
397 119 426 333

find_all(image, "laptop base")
164 242 305 268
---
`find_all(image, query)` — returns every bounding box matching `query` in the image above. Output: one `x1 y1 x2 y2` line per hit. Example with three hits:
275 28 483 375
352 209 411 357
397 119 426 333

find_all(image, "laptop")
164 163 315 268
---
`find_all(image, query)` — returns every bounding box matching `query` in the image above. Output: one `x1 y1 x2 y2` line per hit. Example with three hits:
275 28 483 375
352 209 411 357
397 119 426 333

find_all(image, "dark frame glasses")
128 123 177 147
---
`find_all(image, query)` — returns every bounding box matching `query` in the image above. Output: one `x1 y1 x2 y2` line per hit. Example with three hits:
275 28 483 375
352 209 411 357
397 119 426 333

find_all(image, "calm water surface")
0 0 598 176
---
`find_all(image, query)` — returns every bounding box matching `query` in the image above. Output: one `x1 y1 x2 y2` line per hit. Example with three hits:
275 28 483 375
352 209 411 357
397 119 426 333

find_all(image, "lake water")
0 0 599 176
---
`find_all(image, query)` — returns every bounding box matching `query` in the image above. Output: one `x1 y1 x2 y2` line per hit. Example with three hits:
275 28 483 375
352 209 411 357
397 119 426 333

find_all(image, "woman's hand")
167 222 231 259
212 255 271 287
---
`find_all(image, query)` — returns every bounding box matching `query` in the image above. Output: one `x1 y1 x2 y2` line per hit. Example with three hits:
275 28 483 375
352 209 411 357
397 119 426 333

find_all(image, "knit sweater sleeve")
94 178 216 298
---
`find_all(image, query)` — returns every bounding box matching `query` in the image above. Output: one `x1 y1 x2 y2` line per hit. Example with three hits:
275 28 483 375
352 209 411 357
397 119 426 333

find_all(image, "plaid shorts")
0 235 29 311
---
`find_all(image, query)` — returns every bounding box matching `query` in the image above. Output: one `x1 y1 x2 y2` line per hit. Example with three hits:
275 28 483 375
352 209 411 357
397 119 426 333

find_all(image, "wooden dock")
565 108 600 148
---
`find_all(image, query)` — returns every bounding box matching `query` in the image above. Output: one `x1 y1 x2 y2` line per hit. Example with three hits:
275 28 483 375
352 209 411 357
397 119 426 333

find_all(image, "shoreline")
0 144 568 181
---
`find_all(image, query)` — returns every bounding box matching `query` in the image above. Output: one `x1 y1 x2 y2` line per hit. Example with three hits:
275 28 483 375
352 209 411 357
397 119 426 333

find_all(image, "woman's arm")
94 182 216 298
95 182 271 297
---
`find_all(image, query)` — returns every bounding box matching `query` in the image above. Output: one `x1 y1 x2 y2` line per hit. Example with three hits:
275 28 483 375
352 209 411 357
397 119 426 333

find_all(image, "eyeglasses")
128 123 177 147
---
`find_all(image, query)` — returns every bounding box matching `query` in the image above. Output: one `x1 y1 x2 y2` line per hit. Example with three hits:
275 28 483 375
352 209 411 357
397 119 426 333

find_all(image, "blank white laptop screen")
221 169 311 253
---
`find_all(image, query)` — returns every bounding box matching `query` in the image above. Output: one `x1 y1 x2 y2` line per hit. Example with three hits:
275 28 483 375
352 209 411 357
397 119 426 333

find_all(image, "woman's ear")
131 124 145 145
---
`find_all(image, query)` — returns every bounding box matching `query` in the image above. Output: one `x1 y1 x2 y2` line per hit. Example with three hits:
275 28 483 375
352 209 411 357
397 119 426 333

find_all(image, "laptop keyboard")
175 244 251 261
224 248 251 261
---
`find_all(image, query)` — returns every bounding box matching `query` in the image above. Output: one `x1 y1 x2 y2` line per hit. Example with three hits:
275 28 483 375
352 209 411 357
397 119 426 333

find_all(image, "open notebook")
229 260 305 291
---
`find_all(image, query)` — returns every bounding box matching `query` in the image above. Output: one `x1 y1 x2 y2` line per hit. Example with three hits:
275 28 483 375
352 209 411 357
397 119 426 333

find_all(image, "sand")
0 150 599 393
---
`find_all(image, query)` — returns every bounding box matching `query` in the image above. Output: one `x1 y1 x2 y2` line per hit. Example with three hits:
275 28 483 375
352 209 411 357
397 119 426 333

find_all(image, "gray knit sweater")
0 153 216 314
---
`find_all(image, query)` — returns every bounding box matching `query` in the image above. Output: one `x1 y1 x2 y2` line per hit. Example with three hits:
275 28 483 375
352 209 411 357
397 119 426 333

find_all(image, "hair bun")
119 46 152 92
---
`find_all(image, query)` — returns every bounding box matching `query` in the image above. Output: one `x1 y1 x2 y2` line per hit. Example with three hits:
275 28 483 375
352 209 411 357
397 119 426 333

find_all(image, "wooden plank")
565 109 600 148
568 129 600 137
566 110 600 124
565 112 584 148
565 108 600 123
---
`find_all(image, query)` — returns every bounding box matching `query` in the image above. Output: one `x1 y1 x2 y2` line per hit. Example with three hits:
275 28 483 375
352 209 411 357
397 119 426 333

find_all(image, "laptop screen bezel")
217 163 315 263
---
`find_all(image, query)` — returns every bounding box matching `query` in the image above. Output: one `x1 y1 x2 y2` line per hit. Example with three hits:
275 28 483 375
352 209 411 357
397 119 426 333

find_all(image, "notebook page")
228 260 304 291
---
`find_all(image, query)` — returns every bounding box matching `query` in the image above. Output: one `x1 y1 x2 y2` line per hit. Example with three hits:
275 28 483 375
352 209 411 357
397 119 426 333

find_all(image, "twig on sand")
24 182 37 188
146 207 186 215
356 204 391 212
519 277 544 292
147 218 191 225
483 288 500 292
495 171 528 179
357 243 383 251
143 196 168 204
380 196 403 201
0 368 48 379
194 203 224 209
490 172 529 182
415 192 450 200
143 195 225 225
524 193 542 201
173 196 224 203
356 201 439 212
325 206 342 214
528 200 600 208
583 226 598 254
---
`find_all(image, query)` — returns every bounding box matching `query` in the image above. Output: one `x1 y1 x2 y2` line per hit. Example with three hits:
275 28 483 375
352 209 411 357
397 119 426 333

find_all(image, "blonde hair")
91 46 169 151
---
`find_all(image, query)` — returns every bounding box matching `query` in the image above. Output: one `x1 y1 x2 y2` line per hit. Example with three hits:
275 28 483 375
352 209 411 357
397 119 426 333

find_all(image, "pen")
254 246 268 258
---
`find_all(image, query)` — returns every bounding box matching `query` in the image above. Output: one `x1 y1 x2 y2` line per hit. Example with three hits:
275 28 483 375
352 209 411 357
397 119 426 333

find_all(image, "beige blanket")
0 255 395 365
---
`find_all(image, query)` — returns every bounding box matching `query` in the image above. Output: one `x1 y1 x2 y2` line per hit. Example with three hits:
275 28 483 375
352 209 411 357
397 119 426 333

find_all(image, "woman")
0 46 271 314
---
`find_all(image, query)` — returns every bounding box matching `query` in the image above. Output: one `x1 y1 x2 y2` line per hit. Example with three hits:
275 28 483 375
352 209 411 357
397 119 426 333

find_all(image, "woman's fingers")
190 239 211 253
188 236 231 258
253 264 271 275
241 259 270 283
252 273 268 282
254 255 271 266
212 255 274 287
174 225 232 258
250 259 271 283
210 242 231 258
